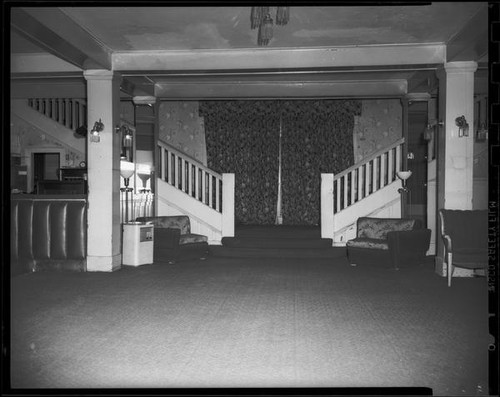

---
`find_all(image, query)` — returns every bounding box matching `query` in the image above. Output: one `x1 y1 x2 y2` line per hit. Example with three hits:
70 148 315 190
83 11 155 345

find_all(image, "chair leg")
447 253 453 287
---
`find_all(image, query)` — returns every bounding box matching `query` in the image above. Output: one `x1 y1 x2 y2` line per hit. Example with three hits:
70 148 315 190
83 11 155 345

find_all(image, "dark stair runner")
210 225 346 258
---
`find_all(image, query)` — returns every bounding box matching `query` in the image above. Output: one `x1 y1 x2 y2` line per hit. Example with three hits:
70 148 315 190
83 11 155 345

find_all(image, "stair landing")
210 225 346 259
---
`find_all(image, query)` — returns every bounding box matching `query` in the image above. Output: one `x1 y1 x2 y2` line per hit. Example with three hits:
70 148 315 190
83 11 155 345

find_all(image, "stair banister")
157 140 224 213
334 138 405 180
321 138 405 240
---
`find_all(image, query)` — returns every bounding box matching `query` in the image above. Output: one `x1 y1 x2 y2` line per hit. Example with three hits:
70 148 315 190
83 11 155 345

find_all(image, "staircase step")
210 245 346 259
234 224 322 239
222 236 333 249
213 224 345 259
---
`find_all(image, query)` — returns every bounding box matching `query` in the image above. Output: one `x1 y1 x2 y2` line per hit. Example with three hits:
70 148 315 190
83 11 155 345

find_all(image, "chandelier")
250 6 290 46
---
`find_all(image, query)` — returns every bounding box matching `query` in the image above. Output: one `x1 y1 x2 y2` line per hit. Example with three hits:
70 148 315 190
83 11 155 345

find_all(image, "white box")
122 222 154 266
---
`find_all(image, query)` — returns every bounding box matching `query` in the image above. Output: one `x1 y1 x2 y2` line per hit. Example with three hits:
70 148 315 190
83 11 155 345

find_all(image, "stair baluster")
158 141 224 214
27 97 87 133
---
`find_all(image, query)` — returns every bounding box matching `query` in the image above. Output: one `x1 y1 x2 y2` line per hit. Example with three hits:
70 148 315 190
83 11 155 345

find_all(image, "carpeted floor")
9 255 490 394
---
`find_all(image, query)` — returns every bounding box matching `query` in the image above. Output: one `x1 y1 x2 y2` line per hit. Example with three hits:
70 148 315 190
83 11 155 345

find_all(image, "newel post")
222 173 235 237
321 173 335 240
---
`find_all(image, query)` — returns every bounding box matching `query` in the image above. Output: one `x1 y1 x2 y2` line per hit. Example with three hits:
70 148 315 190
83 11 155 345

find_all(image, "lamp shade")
397 170 412 181
120 160 135 179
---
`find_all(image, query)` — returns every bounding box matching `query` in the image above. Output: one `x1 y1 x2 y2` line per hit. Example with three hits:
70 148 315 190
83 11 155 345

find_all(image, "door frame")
25 147 65 193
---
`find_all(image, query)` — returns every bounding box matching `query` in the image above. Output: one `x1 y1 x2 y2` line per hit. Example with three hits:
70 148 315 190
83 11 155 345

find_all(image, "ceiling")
10 4 489 99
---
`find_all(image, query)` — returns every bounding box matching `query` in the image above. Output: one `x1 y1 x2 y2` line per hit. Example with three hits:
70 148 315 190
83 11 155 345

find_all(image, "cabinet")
122 222 154 266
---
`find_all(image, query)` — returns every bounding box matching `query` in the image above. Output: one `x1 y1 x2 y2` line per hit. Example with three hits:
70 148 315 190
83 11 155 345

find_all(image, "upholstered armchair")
439 209 488 287
135 215 209 264
346 217 431 270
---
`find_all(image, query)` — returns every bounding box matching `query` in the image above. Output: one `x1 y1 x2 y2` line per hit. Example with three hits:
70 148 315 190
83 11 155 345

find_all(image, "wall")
158 101 207 166
353 99 403 162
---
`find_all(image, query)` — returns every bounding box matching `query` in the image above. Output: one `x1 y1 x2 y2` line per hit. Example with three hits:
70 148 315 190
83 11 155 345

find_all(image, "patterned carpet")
9 255 490 394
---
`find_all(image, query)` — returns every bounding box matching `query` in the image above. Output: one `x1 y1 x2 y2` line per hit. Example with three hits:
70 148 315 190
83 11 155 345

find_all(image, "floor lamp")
397 170 412 218
120 162 135 223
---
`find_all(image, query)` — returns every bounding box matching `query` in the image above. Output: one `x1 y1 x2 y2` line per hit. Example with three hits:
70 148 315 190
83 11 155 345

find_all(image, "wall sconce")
397 170 412 194
89 119 104 143
476 122 488 142
423 119 443 141
455 115 469 138
116 124 134 161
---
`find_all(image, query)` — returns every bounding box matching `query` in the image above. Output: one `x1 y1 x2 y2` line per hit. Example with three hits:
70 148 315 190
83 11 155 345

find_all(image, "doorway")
25 148 65 193
407 102 429 226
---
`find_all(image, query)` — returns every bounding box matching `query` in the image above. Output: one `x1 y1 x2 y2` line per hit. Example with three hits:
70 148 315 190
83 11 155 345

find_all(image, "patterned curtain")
280 100 361 225
199 101 280 224
199 100 361 225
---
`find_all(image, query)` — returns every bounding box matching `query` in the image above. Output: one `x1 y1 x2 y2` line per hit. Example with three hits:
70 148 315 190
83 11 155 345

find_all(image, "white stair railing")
321 138 405 242
158 140 224 213
27 98 87 132
333 138 404 213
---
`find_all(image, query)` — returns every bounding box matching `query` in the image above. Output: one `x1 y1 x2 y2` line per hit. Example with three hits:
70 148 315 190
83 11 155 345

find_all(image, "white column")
222 173 235 237
437 61 477 210
435 61 477 274
84 70 122 272
321 173 334 240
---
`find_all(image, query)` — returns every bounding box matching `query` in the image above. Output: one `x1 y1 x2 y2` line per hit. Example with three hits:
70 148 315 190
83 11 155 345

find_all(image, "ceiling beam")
112 44 446 73
154 80 408 99
121 76 156 97
11 53 83 74
11 7 111 70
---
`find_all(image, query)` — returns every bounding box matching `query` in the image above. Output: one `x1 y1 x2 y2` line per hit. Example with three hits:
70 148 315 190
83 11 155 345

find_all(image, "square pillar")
437 61 477 210
84 70 122 271
435 61 477 275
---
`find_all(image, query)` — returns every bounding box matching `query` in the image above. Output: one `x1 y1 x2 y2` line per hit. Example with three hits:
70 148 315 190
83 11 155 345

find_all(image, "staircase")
210 225 346 259
321 138 405 245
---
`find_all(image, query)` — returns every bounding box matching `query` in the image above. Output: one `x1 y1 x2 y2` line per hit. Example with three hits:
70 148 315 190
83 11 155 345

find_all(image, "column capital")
84 69 122 81
133 96 157 105
440 61 478 76
404 92 431 103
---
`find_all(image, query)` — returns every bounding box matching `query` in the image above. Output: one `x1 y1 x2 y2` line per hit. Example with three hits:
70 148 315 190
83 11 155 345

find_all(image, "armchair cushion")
357 217 417 239
346 238 389 250
138 215 191 235
179 234 208 245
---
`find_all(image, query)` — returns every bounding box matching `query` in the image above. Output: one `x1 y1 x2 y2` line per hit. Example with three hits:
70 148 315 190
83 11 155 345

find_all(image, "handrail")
27 97 87 132
157 139 224 213
334 137 405 180
157 140 222 180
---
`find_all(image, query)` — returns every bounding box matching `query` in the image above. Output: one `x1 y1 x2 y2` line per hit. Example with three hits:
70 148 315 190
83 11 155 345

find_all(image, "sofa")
135 215 209 263
346 217 431 269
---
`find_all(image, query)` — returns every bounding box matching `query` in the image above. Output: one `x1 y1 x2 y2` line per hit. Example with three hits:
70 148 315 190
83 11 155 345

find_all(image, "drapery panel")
280 100 361 224
199 100 361 225
199 101 280 224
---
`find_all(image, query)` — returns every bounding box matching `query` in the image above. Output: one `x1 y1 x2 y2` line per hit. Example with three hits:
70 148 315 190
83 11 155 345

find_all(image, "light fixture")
250 6 289 46
476 122 488 142
455 115 469 138
423 119 443 141
137 164 152 194
116 124 134 161
397 170 412 194
89 119 104 143
120 160 135 223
